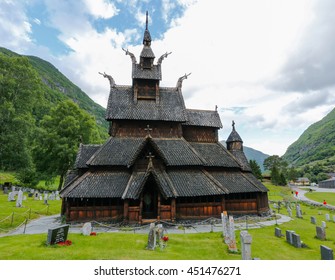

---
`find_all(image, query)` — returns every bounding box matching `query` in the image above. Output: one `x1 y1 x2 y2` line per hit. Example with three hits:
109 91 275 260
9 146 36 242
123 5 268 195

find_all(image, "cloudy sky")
1 0 334 156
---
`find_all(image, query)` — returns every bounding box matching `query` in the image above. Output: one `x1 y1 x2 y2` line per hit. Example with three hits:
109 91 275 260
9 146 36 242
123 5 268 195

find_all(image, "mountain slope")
283 107 335 168
0 47 108 134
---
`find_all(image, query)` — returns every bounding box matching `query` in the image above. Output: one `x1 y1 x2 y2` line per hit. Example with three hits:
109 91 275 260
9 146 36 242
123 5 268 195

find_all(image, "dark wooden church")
60 13 269 223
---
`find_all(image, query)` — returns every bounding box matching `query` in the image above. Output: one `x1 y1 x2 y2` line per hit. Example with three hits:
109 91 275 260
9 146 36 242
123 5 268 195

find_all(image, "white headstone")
240 231 252 260
322 221 327 229
16 189 23 207
325 214 330 221
82 222 92 236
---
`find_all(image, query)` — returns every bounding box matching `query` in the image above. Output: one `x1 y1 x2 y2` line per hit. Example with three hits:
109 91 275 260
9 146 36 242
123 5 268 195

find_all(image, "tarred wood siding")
67 205 123 221
182 126 218 142
176 202 223 219
110 120 182 138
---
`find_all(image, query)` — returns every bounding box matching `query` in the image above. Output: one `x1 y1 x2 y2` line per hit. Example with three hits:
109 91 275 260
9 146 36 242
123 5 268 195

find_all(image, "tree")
0 54 43 170
34 100 102 190
264 155 288 185
249 159 262 180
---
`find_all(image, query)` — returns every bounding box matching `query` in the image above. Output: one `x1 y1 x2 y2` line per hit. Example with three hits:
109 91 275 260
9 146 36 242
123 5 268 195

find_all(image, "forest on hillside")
0 51 108 189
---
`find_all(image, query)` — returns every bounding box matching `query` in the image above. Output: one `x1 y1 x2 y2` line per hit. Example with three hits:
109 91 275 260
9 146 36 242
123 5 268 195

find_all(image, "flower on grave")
161 235 169 242
57 240 72 246
90 232 97 236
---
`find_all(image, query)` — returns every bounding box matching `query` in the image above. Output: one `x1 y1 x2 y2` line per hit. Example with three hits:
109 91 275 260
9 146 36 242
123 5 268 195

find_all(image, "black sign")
47 225 70 245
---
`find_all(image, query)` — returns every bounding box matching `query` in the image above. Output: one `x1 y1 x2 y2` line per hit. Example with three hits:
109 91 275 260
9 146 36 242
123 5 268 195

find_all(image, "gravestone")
227 216 238 252
320 245 333 260
16 189 23 207
147 223 157 250
3 186 8 194
8 192 15 201
44 192 48 205
275 227 282 238
291 233 301 248
47 225 70 245
321 221 327 229
295 204 302 218
240 231 252 260
286 230 295 245
316 226 326 240
221 212 228 238
333 216 335 223
82 222 92 236
287 206 292 217
325 214 330 221
310 216 316 224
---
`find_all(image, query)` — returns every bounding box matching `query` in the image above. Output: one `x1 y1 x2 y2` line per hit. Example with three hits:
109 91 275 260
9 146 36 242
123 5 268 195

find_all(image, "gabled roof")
106 86 188 122
87 137 144 166
60 171 131 198
133 64 161 80
183 109 223 128
167 170 228 197
152 138 204 166
210 171 268 193
74 144 101 169
122 169 177 199
229 150 252 172
189 142 241 168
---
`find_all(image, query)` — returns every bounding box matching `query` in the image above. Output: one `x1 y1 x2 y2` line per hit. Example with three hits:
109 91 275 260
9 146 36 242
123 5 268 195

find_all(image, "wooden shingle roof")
74 144 101 169
106 86 188 122
183 109 223 128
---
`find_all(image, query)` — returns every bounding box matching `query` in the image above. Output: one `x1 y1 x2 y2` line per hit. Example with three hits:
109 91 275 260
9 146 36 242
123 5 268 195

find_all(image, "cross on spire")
144 124 152 136
232 120 235 130
145 11 148 30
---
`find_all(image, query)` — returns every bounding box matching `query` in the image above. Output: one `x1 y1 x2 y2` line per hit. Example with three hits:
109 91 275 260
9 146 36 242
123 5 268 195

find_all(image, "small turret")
226 120 243 151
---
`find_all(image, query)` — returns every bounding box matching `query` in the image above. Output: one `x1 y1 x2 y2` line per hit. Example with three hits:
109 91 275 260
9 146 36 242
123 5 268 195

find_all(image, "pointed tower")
226 121 251 171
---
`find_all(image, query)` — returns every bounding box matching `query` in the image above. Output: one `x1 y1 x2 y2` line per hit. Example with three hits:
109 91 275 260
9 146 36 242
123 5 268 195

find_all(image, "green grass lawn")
0 193 61 232
1 183 335 260
304 191 335 205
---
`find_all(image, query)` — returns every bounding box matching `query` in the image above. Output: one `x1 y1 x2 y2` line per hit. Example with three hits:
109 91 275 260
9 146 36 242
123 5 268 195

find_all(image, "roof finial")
232 120 235 131
145 11 148 30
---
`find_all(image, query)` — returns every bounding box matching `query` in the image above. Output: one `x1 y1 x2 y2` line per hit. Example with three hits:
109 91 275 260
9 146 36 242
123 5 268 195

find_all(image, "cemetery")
0 182 335 260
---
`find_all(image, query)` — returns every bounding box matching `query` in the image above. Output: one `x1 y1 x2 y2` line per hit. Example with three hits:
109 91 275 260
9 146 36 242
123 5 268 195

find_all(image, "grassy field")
0 192 61 232
305 191 335 205
0 183 335 260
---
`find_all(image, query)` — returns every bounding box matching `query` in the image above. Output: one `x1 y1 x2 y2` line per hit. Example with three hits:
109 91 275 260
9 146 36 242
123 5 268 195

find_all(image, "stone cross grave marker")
47 225 70 245
316 226 326 240
240 231 252 260
82 222 92 236
320 245 333 260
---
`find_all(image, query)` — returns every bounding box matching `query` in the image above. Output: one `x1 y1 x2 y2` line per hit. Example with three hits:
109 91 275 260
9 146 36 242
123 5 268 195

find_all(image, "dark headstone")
47 225 70 245
275 227 282 238
310 216 316 224
292 233 301 248
285 230 295 245
320 245 333 260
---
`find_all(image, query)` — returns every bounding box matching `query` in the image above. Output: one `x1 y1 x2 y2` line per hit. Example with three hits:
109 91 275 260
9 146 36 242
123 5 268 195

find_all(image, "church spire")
226 120 243 151
143 11 152 47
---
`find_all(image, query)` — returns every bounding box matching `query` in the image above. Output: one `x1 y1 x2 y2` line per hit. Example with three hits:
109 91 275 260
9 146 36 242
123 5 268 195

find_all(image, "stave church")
60 13 269 223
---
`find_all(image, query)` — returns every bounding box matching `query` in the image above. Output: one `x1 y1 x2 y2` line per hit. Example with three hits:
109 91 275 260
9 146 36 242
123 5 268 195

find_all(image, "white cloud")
2 0 333 156
84 0 119 19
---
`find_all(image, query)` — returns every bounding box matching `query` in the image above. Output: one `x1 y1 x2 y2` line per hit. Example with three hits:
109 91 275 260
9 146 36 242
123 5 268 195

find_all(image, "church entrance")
141 178 158 219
